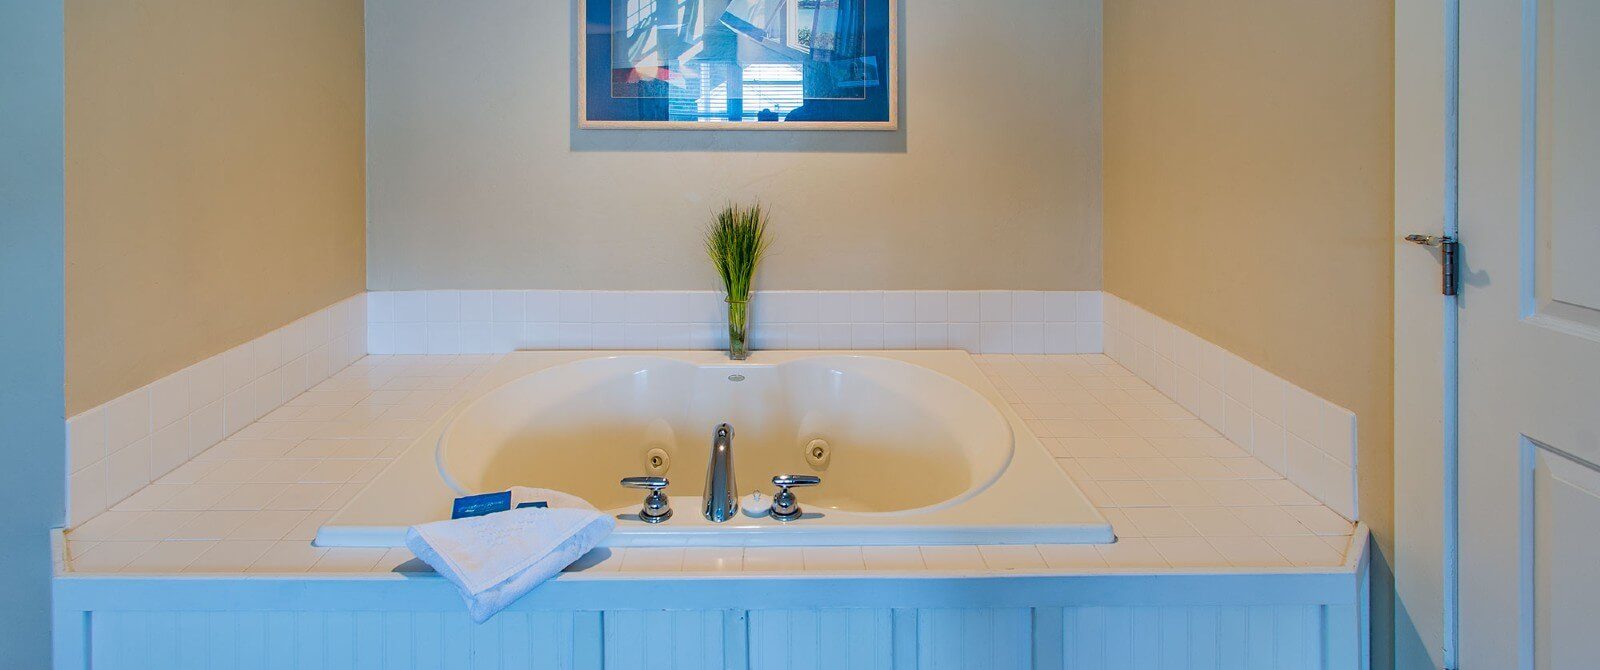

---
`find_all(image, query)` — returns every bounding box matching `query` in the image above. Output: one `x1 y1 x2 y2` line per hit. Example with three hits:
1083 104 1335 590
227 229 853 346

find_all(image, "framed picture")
579 0 898 130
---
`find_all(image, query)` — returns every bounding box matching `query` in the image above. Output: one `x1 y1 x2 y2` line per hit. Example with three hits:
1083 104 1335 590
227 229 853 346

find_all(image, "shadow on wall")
568 0 908 153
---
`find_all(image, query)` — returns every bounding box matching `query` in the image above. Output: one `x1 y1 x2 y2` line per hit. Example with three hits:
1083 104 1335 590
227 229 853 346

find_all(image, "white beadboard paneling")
749 609 894 670
603 610 726 669
1059 605 1326 670
917 608 1032 670
1103 293 1358 520
63 295 367 528
63 604 1351 670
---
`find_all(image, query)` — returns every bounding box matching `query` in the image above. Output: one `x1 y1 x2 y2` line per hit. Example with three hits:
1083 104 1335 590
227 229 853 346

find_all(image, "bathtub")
317 351 1112 547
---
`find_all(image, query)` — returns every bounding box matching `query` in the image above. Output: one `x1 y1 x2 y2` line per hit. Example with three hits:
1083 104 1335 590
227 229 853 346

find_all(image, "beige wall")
65 0 367 415
366 0 1102 291
1102 0 1395 664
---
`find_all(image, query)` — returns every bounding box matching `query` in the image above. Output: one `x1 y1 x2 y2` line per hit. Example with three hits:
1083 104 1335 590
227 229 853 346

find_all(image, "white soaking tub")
317 351 1112 547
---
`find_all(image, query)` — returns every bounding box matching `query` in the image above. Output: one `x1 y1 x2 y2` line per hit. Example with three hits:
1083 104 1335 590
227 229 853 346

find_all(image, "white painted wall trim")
1102 293 1359 520
64 295 368 527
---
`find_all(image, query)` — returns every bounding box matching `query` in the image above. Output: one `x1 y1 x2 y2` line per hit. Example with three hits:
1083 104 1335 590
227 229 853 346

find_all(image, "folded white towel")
405 487 615 623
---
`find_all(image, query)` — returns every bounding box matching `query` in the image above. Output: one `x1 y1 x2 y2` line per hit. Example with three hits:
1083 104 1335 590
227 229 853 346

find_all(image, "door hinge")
1405 234 1460 296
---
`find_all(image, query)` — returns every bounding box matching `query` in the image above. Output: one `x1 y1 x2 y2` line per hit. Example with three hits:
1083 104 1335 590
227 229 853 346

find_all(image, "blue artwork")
581 0 897 129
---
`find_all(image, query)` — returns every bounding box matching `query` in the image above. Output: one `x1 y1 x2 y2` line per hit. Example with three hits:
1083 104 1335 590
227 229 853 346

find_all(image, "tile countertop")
60 353 1357 577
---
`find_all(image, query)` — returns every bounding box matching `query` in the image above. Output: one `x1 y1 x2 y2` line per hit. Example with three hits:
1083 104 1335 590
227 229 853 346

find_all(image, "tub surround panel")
1103 294 1358 520
64 353 1354 576
65 295 367 527
367 290 1104 356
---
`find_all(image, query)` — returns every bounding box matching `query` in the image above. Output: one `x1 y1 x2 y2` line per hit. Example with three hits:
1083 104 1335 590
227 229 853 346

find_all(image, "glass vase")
726 297 749 360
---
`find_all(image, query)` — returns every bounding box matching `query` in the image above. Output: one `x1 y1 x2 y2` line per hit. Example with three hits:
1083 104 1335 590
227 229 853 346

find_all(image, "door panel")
1542 1 1600 317
1531 443 1600 670
1459 0 1600 667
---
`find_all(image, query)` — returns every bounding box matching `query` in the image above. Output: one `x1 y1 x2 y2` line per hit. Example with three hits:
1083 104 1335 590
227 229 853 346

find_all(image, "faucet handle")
621 476 669 490
772 474 820 489
769 474 821 522
620 476 672 523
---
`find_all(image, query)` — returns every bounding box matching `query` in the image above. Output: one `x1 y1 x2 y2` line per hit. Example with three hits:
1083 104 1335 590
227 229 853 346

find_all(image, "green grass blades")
704 204 771 302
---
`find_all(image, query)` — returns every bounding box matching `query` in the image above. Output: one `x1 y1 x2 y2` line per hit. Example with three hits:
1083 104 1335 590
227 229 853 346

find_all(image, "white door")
1458 0 1600 668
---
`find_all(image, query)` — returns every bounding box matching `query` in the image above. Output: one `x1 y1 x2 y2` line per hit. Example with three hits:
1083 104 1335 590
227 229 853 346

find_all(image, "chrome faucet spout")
703 423 739 522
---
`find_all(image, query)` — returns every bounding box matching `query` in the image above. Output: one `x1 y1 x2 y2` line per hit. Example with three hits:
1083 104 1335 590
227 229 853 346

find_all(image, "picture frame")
578 0 898 130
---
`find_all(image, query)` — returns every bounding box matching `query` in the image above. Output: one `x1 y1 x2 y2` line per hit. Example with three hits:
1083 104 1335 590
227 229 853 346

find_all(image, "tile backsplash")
1101 294 1358 520
366 290 1104 356
65 295 367 526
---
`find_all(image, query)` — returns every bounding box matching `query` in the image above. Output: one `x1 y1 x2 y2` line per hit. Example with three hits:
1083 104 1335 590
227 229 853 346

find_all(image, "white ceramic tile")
860 546 925 571
918 545 985 571
227 510 311 541
525 291 560 322
249 541 327 572
1149 537 1229 567
1286 505 1355 536
104 438 152 504
815 292 852 322
149 420 191 477
1120 507 1199 538
850 291 884 323
185 540 276 572
851 323 884 349
67 408 106 473
558 291 591 322
104 390 151 453
590 291 627 323
68 468 107 528
490 290 525 322
946 292 980 322
1250 414 1287 473
979 291 1012 322
1231 506 1311 537
459 292 492 322
882 291 915 323
1012 323 1044 354
741 547 803 572
946 323 980 351
883 323 916 349
1251 479 1320 507
149 371 190 431
1036 544 1106 569
311 547 388 572
1094 538 1167 567
914 291 947 323
802 546 866 571
977 544 1046 570
614 546 684 575
169 510 255 541
681 547 743 573
1044 292 1077 322
979 323 1013 354
1250 367 1286 425
1265 535 1344 567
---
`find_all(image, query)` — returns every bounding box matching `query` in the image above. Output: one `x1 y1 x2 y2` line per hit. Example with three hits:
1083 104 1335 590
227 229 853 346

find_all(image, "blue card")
451 491 512 519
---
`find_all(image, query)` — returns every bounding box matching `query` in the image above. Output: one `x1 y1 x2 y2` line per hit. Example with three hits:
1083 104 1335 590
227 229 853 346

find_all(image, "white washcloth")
405 487 615 622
